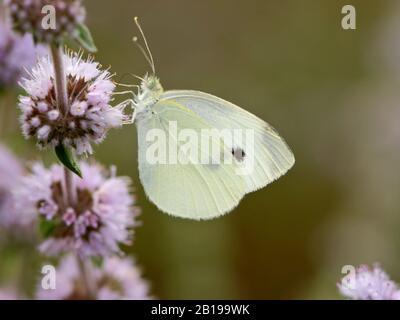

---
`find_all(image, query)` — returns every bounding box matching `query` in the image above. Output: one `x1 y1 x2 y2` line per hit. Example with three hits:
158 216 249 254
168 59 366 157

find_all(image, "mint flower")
14 161 139 257
19 52 122 155
338 264 400 300
0 21 37 89
5 0 86 44
36 255 151 300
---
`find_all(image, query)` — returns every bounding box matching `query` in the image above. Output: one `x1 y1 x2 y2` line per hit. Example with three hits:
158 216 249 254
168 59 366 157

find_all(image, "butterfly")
117 18 295 220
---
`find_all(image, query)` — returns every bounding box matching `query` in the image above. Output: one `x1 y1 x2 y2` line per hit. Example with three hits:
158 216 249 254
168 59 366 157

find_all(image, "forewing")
160 90 295 193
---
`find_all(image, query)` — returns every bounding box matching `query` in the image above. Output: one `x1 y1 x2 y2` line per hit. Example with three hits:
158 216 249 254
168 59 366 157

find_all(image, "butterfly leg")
113 90 137 98
115 83 139 88
115 99 137 125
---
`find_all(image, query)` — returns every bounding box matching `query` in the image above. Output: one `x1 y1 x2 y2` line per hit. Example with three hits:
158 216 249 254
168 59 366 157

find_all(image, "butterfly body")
133 75 163 119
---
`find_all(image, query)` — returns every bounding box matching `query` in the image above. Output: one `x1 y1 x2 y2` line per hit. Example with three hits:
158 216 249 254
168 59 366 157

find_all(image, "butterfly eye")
231 148 246 162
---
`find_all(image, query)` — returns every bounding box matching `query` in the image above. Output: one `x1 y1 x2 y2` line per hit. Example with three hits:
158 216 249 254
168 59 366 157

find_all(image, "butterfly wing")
136 98 247 220
159 90 295 194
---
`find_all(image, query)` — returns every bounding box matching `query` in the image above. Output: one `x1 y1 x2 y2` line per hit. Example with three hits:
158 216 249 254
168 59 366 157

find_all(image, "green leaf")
74 23 97 53
55 144 82 178
91 256 103 268
39 218 58 239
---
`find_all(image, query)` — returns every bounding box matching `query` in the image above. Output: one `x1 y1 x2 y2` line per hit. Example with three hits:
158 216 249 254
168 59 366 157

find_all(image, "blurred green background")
3 0 400 299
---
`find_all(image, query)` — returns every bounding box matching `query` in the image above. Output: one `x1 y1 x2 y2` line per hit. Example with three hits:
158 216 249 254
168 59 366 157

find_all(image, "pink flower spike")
338 264 400 300
15 161 138 258
18 52 122 155
5 0 86 44
36 255 152 300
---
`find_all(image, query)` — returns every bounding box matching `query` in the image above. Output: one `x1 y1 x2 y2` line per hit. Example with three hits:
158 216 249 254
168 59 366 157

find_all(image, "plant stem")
50 45 95 299
50 45 77 206
0 3 8 24
50 46 69 116
63 167 76 206
76 255 96 299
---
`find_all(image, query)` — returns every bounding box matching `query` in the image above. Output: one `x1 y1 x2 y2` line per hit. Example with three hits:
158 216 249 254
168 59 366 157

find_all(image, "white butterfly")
117 18 295 220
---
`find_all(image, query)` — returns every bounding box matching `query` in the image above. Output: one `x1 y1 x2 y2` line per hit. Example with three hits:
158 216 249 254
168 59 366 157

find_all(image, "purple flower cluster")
338 264 400 300
36 255 151 300
5 0 86 44
14 161 139 257
0 21 37 88
19 52 123 155
0 0 153 301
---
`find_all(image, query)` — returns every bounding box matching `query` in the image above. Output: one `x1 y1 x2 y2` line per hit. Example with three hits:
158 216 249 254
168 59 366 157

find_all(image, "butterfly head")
140 74 163 97
135 73 164 109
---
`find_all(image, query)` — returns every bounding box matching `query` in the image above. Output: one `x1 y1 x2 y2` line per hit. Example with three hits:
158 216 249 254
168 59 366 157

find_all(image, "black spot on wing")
232 148 246 162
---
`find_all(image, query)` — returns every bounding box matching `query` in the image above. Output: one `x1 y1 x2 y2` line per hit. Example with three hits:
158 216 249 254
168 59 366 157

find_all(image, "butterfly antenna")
132 36 154 72
133 17 156 74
